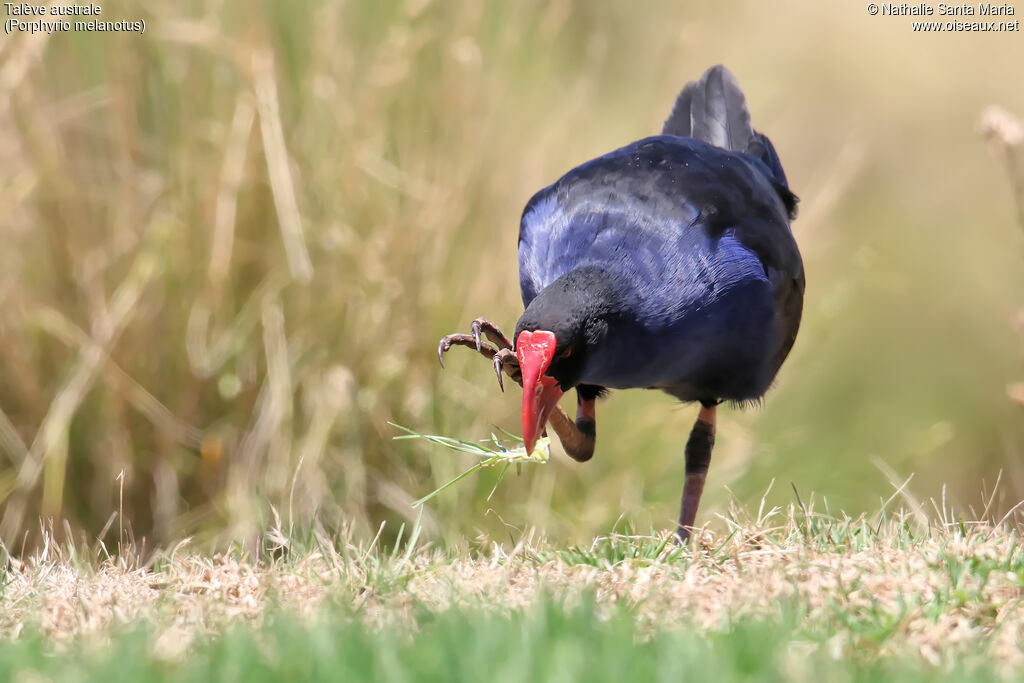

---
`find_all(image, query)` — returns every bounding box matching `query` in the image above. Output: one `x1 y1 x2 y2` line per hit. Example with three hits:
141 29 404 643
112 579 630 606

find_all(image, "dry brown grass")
4 505 1024 670
982 105 1024 412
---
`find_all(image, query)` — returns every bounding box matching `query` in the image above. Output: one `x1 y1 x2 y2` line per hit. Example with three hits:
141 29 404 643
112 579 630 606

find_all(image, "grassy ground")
4 3 1023 678
3 503 1024 680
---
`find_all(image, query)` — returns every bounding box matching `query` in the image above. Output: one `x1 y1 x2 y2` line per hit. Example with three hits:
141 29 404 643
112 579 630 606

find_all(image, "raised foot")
438 318 521 390
437 318 598 466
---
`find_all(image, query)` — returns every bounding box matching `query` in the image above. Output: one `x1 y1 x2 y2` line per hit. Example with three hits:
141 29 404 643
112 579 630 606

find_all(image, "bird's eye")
558 348 572 359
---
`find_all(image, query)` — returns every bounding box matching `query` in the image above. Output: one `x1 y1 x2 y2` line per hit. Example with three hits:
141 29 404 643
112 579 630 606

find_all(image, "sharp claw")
471 322 483 352
493 354 505 392
437 340 447 368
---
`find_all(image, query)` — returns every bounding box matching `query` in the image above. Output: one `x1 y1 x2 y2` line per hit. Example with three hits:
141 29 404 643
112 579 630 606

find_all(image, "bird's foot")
438 318 597 464
438 318 522 391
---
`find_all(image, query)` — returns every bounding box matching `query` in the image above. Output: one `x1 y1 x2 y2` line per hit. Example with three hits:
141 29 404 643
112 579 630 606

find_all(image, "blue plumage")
516 133 803 404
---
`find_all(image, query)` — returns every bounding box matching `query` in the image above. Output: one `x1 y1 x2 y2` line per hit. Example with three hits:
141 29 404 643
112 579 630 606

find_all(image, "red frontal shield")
516 330 564 454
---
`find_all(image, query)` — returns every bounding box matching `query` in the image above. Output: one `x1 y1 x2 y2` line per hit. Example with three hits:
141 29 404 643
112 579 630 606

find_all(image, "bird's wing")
517 136 801 311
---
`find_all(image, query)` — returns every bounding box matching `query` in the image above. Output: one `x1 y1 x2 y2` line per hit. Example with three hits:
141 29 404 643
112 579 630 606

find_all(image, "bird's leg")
545 386 598 462
677 404 716 543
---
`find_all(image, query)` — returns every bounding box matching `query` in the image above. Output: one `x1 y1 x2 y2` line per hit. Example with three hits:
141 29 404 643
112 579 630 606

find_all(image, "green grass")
390 422 551 506
0 596 1006 682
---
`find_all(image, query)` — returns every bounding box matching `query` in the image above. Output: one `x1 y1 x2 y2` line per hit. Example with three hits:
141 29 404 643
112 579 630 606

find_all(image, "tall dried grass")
982 105 1024 409
0 0 691 547
1 0 1023 548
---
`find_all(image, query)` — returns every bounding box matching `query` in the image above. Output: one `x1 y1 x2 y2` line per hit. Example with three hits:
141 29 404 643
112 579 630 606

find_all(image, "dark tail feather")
663 81 695 138
663 65 751 153
663 65 797 218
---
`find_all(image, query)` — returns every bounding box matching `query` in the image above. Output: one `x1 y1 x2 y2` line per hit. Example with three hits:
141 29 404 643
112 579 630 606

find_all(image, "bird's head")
513 326 585 456
514 267 622 454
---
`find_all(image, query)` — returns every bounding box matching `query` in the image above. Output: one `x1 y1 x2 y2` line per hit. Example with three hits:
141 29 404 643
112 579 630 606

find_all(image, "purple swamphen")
439 65 804 542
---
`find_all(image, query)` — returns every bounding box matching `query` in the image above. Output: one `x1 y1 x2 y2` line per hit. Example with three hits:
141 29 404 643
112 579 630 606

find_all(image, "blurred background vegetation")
1 0 1023 549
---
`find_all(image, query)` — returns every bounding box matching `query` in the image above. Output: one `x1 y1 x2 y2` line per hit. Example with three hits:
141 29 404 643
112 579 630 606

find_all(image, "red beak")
516 330 564 455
